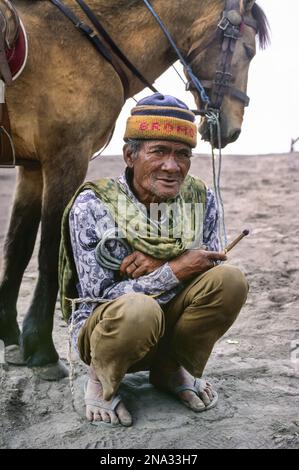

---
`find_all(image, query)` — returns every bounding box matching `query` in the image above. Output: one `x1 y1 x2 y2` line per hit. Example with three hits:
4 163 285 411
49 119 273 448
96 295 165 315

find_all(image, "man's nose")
160 156 180 172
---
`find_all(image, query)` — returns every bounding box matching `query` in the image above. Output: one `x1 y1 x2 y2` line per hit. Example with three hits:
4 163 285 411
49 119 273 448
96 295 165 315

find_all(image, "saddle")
0 0 27 168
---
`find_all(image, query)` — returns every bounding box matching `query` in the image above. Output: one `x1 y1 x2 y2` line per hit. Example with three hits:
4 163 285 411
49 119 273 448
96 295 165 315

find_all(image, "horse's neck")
73 0 224 97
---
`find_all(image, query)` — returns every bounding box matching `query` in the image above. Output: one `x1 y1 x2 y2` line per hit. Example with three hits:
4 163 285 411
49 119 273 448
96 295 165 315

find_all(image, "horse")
0 0 269 378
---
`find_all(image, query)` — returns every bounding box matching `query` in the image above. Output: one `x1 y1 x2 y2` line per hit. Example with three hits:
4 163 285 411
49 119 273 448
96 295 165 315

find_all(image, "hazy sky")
102 0 299 156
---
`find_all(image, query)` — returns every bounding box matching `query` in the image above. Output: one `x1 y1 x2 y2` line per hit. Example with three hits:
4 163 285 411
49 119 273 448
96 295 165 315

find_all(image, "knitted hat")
124 93 197 148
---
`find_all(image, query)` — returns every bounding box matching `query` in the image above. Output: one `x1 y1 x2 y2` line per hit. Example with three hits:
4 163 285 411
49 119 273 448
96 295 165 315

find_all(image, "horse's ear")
243 0 256 12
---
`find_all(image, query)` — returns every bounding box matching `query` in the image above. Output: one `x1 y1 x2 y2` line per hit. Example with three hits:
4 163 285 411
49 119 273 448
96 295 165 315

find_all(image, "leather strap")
0 103 15 166
200 79 249 106
185 0 257 110
0 28 12 84
187 17 256 66
209 0 239 109
50 0 158 99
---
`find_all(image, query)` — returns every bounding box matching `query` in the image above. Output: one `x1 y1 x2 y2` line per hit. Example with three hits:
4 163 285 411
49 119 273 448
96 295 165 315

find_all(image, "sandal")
84 379 123 427
173 378 218 412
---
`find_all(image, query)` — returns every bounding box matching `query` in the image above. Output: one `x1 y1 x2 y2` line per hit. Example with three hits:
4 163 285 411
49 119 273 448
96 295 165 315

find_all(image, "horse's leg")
21 153 89 377
0 166 42 347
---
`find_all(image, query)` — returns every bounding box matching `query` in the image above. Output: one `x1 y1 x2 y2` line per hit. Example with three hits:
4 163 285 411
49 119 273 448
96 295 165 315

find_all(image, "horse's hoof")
32 360 69 381
5 345 26 366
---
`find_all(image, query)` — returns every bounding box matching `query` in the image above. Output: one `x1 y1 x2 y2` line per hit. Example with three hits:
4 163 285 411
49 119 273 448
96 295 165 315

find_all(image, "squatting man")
60 93 248 427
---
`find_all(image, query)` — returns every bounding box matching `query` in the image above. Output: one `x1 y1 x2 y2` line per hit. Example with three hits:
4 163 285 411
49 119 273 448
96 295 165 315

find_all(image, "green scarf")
59 174 206 321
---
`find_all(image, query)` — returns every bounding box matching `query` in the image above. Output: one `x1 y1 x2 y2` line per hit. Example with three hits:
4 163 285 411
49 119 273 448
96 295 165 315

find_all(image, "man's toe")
198 389 211 406
86 408 94 421
93 411 102 423
180 390 205 411
101 411 111 423
117 404 133 427
109 411 120 426
119 414 133 427
205 385 214 401
189 396 206 411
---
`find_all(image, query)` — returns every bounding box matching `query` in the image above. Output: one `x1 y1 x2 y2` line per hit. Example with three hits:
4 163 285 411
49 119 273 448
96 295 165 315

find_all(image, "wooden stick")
223 229 249 254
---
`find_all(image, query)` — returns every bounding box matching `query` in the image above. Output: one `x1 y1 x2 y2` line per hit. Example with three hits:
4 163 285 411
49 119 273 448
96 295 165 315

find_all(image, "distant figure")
60 94 249 427
290 137 299 153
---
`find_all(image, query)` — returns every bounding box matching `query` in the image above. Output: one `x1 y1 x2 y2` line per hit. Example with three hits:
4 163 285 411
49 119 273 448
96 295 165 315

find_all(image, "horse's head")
186 0 269 148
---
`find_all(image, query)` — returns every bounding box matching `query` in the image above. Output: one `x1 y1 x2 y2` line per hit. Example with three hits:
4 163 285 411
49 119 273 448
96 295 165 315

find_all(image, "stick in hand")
223 229 250 254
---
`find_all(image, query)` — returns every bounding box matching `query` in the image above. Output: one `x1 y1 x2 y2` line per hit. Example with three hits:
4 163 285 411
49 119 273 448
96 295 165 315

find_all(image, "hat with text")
124 93 197 148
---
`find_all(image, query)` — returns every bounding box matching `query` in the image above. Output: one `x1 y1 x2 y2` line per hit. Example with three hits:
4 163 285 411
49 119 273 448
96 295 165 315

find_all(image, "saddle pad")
6 19 28 80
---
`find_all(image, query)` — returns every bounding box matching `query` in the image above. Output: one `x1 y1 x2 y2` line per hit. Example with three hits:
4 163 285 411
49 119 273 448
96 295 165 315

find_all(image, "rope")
172 64 188 87
142 0 210 106
95 228 132 270
205 110 228 250
68 298 77 412
66 296 113 413
90 125 116 161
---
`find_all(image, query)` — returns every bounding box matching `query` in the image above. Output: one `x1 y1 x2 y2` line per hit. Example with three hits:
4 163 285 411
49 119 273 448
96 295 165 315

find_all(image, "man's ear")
243 0 256 12
123 143 134 168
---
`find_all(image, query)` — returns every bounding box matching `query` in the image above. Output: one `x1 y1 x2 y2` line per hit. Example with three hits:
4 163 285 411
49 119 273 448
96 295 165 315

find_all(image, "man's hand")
169 249 227 282
120 251 165 279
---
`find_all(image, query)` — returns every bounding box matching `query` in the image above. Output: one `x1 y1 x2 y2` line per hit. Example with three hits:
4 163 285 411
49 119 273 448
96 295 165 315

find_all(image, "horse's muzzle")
198 120 241 149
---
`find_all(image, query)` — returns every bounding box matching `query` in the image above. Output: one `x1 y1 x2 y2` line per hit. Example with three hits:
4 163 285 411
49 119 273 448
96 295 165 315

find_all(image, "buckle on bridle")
218 10 243 33
214 71 232 87
218 15 230 31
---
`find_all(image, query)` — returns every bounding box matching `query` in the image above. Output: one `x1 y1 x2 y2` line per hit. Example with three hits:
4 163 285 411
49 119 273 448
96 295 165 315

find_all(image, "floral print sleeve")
203 188 220 252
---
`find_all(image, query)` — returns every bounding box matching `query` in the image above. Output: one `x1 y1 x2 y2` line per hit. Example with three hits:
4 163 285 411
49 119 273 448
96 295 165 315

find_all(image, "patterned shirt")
68 171 220 349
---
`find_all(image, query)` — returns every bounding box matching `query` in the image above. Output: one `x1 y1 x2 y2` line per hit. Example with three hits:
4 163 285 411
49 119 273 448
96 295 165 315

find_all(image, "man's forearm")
103 262 180 299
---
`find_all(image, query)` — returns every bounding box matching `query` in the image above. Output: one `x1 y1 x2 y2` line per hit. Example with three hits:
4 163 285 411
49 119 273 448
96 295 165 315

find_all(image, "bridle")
185 0 258 112
50 0 258 114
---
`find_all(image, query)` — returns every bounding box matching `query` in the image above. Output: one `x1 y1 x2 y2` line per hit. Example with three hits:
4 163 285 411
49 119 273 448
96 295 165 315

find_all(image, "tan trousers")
78 265 248 400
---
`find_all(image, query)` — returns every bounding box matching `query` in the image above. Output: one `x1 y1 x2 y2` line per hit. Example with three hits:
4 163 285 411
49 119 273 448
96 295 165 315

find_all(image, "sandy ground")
0 153 298 449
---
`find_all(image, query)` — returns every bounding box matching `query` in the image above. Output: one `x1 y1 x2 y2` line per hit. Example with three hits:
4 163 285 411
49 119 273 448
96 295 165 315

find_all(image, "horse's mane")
100 1 270 48
75 1 270 48
252 3 270 49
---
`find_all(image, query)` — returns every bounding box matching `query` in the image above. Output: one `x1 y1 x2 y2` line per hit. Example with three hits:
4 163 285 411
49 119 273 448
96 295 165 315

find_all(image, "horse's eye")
244 44 256 60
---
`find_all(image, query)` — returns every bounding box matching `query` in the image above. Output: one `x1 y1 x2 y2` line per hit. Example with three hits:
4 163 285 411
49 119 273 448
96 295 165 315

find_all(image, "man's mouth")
156 178 180 184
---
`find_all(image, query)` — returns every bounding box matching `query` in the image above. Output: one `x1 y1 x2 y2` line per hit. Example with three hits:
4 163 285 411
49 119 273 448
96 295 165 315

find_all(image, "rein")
142 0 258 249
206 109 228 248
142 0 210 107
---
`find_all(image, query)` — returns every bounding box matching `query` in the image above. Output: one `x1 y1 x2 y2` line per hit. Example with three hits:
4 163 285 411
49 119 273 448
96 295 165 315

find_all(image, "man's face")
124 140 192 205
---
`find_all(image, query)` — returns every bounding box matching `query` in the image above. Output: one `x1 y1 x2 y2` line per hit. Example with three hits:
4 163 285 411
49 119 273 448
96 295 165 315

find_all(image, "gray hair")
125 139 143 160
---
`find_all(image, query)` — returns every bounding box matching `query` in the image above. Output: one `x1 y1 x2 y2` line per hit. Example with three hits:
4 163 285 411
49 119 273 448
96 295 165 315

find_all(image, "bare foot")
85 368 132 427
150 363 216 412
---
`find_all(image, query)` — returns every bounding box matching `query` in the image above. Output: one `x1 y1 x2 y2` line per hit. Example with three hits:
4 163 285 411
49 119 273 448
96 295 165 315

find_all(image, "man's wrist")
168 259 194 282
164 261 181 285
